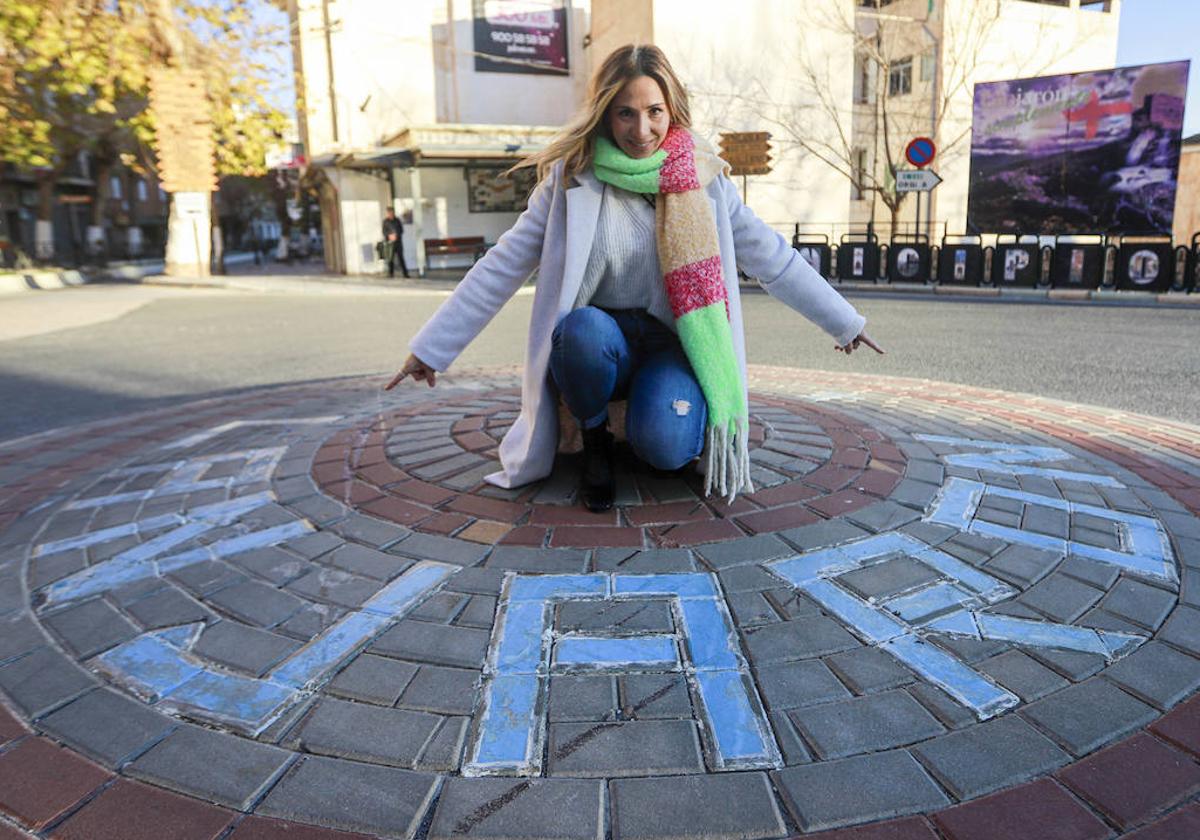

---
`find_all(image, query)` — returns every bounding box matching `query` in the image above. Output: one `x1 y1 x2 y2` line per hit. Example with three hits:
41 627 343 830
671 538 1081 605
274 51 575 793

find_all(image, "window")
109 175 122 199
852 148 867 200
888 57 912 97
136 179 148 202
1079 0 1112 10
854 54 873 104
920 51 936 82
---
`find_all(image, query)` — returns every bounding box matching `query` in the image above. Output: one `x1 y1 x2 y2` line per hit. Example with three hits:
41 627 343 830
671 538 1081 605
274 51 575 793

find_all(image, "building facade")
288 0 1137 277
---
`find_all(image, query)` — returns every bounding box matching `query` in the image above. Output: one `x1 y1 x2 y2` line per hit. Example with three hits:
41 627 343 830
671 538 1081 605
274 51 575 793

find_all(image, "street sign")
172 192 208 216
905 137 937 168
896 169 943 192
149 69 217 193
719 132 773 177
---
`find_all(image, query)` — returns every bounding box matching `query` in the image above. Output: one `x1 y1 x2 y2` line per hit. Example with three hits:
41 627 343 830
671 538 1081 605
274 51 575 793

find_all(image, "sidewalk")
0 365 1198 838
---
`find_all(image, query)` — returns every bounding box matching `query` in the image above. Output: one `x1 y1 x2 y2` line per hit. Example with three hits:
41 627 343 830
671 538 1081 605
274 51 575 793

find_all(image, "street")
1 280 1197 444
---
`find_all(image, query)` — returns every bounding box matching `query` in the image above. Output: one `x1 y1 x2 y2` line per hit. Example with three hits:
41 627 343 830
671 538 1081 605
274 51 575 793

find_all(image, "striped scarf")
593 126 753 501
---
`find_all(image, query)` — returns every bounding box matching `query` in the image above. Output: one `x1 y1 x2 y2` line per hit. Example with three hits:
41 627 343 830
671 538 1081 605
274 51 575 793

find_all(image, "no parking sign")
905 137 936 169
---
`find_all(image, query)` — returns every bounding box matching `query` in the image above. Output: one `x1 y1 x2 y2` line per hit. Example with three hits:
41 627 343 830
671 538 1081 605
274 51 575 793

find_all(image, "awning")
309 123 559 171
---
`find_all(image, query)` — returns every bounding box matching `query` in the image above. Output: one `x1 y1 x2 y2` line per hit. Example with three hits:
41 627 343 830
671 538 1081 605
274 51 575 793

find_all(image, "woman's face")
608 75 671 159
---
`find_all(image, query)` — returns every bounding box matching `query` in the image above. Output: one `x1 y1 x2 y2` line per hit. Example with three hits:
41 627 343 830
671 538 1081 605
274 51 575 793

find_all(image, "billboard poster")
473 0 569 76
966 61 1190 235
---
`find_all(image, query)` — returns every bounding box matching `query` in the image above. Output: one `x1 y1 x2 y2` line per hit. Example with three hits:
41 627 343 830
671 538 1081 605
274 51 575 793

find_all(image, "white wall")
325 169 391 275
652 0 857 233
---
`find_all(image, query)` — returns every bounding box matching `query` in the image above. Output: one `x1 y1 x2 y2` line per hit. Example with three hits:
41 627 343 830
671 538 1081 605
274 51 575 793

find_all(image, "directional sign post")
896 170 943 193
719 132 772 204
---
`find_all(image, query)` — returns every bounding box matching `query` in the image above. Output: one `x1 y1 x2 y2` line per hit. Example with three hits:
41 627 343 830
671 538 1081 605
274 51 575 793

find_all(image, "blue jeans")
550 307 707 471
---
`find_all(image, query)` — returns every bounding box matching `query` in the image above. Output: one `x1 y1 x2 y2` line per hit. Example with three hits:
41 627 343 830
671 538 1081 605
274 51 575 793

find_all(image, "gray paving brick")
717 564 784 594
1078 607 1145 634
409 591 469 623
41 598 139 658
0 646 95 718
1159 604 1200 654
837 556 939 600
976 650 1070 702
550 675 617 722
257 755 437 836
911 714 1071 799
123 586 213 629
411 452 488 481
1016 572 1104 622
167 560 249 597
778 519 870 551
592 548 696 573
1103 640 1200 710
548 719 703 777
1020 678 1157 756
28 551 87 588
726 591 780 625
743 616 859 664
904 460 945 484
281 531 343 560
754 659 851 710
897 520 958 547
286 494 349 527
768 709 813 765
193 620 300 676
328 653 418 705
429 777 603 840
38 687 174 767
325 543 414 581
619 674 692 719
773 750 949 832
941 532 1007 565
975 507 1022 528
455 594 498 629
399 665 479 715
1027 647 1106 681
1057 555 1120 589
127 723 291 809
445 567 507 596
276 602 346 641
789 690 945 759
1022 504 1070 539
416 716 468 772
390 532 490 567
693 535 793 570
371 619 490 668
290 697 440 766
827 646 916 694
228 546 312 585
1099 578 1177 630
907 683 976 730
610 772 785 840
205 579 305 628
486 546 588 573
0 614 49 664
984 542 1060 588
888 479 940 510
286 566 383 608
557 600 673 634
846 500 922 533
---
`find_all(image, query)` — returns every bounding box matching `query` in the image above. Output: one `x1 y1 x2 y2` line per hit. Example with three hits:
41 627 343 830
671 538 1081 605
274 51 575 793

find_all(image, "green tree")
0 1 289 263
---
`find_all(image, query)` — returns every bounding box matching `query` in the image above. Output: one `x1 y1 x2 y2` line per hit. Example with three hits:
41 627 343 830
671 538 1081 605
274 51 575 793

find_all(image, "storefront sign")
473 0 569 76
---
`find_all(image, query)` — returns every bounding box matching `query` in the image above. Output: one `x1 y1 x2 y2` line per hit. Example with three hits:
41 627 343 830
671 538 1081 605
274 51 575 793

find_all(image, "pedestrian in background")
386 44 882 511
382 207 409 278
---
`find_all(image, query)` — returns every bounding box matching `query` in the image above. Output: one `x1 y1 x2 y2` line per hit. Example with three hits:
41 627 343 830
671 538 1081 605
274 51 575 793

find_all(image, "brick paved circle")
1 365 1199 838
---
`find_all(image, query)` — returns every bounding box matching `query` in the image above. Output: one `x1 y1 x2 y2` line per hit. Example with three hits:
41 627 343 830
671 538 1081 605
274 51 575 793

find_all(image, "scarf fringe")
703 417 755 504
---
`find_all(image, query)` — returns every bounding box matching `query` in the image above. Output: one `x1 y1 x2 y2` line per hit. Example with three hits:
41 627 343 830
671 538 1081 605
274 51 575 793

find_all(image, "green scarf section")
591 133 753 501
592 136 666 193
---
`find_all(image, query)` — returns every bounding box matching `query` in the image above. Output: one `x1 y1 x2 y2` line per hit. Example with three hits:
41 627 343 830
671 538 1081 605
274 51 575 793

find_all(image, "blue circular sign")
906 137 936 168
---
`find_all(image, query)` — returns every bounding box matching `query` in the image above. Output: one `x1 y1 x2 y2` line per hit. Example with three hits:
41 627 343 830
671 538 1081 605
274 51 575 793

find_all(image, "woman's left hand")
834 331 885 356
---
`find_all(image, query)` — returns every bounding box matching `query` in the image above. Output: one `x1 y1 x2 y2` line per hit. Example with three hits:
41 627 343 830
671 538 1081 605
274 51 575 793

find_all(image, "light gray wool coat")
408 162 867 489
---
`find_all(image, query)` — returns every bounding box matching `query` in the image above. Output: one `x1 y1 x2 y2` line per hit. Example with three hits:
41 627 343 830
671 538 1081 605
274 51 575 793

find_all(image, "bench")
423 237 491 265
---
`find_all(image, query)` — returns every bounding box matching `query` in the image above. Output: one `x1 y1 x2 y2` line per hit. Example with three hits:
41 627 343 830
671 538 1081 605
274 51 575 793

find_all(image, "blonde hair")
512 44 692 183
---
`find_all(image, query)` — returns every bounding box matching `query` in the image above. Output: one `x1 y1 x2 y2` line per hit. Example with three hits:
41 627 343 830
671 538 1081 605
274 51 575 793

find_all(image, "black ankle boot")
580 425 615 512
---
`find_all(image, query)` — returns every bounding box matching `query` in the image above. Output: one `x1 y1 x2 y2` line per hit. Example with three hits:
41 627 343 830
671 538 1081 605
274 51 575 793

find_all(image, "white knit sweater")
572 185 676 330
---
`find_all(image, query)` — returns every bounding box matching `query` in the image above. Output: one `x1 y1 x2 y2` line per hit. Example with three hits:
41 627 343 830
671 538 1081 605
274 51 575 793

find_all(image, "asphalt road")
1 281 1197 445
